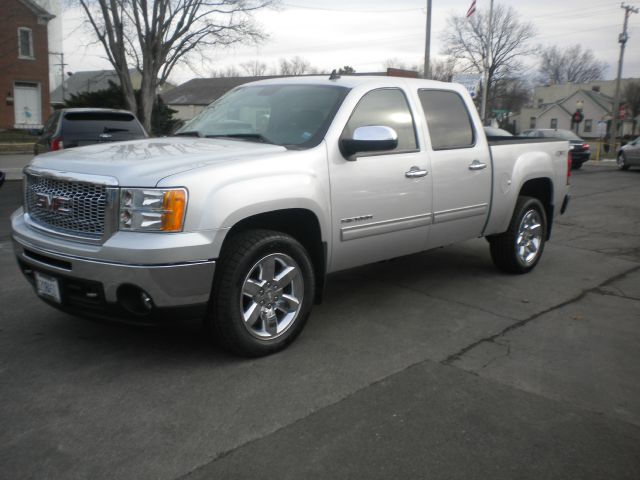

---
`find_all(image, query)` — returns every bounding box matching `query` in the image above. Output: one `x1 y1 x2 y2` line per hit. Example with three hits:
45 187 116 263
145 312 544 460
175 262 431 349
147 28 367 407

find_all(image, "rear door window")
42 110 60 136
418 90 475 150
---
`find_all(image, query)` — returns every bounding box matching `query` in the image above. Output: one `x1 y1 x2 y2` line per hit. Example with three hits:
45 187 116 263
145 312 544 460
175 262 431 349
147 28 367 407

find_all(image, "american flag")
466 0 476 17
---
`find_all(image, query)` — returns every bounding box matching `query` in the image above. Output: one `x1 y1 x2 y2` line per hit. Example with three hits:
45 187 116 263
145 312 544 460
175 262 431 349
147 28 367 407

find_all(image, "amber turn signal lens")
161 189 187 232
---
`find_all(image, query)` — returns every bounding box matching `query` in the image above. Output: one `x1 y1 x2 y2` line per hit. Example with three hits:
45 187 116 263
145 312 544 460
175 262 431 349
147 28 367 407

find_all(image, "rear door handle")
405 166 428 178
468 160 487 171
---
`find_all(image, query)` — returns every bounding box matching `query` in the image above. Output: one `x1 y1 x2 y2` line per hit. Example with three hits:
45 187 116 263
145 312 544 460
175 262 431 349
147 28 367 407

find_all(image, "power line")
281 3 422 13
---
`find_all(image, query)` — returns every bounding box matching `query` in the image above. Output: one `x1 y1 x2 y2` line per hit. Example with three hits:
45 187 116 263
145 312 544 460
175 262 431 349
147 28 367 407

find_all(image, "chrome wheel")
240 252 304 340
516 209 543 265
617 153 628 170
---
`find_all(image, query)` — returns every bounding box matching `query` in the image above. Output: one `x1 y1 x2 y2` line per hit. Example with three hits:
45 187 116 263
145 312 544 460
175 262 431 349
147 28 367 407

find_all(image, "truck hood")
29 137 288 186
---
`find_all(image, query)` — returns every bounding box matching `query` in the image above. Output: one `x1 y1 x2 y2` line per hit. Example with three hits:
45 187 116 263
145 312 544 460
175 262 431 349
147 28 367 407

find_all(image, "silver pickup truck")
11 75 571 356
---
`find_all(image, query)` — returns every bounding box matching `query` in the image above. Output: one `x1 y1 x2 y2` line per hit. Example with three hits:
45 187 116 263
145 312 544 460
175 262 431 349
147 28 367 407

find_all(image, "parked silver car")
617 137 640 170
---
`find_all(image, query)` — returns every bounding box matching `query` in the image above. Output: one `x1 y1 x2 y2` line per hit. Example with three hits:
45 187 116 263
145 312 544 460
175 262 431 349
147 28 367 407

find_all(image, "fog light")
141 291 153 310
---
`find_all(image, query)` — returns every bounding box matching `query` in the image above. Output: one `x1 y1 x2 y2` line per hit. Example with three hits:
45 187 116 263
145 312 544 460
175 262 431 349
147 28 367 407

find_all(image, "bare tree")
383 57 412 71
623 81 640 136
430 57 458 82
441 3 536 115
278 56 311 75
240 60 268 76
491 76 531 130
383 56 456 81
538 45 607 84
210 65 242 78
77 0 274 132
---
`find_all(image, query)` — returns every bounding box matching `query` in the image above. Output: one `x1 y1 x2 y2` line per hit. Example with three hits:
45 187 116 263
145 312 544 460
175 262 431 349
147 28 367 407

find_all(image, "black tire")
617 152 630 171
209 229 315 357
488 196 547 274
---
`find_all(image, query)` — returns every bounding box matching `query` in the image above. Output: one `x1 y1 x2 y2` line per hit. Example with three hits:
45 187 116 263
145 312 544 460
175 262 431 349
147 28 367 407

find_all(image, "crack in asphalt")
595 287 640 302
440 265 640 366
176 266 640 480
555 222 640 239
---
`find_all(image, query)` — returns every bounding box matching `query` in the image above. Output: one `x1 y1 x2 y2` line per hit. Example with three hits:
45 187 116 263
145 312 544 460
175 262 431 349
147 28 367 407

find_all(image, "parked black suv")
34 108 147 155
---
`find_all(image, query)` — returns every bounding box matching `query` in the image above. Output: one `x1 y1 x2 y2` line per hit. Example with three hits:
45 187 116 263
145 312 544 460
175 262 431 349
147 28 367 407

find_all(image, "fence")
587 140 621 161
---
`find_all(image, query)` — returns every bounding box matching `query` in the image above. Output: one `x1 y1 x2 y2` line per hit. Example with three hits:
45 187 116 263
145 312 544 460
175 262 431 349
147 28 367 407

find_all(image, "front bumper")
571 151 590 164
12 211 217 322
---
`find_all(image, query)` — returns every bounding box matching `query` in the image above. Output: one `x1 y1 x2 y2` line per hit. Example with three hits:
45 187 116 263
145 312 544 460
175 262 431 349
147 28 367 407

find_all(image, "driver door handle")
405 166 428 178
468 160 487 171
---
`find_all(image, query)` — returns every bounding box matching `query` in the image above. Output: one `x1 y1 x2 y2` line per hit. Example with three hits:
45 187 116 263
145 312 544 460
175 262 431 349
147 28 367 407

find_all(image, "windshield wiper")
205 133 272 144
174 131 201 137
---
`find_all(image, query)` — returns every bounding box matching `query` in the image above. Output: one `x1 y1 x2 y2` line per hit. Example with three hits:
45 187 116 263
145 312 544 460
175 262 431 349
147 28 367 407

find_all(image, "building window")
529 117 536 129
18 27 34 59
537 98 543 108
584 119 592 133
550 118 557 129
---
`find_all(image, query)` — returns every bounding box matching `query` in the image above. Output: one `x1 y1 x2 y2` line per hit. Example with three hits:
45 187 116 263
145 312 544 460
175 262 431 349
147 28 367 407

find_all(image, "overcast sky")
62 0 640 84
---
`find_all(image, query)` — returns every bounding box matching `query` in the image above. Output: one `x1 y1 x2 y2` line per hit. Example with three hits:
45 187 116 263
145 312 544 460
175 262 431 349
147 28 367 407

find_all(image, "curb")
0 143 34 154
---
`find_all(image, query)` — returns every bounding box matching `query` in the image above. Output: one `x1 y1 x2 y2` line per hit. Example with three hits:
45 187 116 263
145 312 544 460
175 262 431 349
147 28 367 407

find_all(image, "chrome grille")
25 173 107 238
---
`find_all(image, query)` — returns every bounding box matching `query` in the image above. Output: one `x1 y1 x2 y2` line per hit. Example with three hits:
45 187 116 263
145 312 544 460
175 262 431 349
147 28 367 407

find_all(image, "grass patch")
0 129 37 143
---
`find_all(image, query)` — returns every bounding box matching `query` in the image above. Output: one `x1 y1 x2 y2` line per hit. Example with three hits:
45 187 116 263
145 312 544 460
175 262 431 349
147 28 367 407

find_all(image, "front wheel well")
223 209 326 303
518 178 553 239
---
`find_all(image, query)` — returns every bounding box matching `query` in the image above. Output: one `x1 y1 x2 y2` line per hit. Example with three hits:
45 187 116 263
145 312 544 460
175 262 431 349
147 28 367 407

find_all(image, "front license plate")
35 272 62 304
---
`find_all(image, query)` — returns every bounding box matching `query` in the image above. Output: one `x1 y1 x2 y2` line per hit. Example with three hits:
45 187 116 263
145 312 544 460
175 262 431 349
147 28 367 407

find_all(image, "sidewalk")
0 152 33 180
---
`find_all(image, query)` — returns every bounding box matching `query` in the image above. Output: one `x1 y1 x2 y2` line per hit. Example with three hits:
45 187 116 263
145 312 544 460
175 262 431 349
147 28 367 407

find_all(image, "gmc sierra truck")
11 75 571 356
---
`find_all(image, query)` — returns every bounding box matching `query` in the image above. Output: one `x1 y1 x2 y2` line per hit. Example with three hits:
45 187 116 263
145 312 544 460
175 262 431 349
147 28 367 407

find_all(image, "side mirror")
340 125 398 160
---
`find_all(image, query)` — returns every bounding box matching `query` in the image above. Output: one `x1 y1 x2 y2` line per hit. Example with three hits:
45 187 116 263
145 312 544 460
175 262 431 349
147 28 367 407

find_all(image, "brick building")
0 0 54 130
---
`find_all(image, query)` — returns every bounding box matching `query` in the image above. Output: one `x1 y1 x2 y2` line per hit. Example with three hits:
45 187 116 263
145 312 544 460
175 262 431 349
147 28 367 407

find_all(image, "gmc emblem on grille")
35 193 71 214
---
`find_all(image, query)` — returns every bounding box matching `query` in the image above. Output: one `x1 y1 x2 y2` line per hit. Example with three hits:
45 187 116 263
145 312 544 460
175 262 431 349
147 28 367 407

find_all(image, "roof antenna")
329 70 341 81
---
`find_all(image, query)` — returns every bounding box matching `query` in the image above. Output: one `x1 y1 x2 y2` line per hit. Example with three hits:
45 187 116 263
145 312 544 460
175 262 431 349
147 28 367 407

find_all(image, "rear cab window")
417 90 475 150
62 111 147 140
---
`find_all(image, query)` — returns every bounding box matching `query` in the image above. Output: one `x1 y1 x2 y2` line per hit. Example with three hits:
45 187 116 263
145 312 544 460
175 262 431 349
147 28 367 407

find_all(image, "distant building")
514 79 639 138
50 69 174 106
161 76 281 121
0 0 54 130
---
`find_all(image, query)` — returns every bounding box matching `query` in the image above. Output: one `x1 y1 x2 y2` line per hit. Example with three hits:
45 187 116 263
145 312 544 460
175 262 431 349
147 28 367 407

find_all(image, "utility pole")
480 0 494 123
423 0 432 79
608 3 638 156
49 51 67 102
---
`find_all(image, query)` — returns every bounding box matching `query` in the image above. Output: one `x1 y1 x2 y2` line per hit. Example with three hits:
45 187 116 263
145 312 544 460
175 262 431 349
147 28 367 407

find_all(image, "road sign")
452 74 482 99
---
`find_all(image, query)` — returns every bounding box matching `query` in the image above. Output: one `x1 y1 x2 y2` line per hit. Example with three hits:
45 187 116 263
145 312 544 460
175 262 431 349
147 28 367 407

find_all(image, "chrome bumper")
12 235 215 309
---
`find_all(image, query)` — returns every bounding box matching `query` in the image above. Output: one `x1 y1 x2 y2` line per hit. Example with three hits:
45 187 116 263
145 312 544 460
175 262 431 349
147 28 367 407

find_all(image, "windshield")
176 84 349 149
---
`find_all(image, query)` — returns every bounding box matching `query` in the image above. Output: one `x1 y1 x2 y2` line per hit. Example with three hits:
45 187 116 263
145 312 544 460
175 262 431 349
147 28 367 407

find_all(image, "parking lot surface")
1 165 639 479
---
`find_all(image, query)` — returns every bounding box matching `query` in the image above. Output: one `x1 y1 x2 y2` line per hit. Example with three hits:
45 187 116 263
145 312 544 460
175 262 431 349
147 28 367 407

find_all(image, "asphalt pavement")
0 153 32 180
0 164 639 479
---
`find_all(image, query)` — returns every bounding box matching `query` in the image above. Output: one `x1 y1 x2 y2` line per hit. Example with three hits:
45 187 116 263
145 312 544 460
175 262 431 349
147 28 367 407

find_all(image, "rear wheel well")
223 209 326 303
519 178 553 239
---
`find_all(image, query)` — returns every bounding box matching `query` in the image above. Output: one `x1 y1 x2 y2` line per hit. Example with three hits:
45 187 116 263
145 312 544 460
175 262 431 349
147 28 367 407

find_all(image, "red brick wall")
0 0 51 130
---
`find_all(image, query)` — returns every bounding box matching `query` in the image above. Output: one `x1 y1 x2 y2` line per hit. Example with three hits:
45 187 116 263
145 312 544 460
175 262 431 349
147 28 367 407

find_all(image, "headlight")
119 188 187 232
